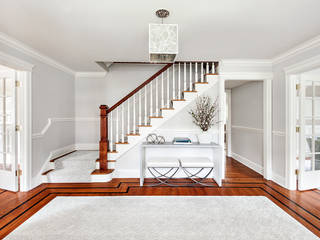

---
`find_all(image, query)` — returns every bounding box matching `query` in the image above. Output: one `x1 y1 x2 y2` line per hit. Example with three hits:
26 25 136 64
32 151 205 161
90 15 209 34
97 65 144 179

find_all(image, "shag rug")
6 196 317 240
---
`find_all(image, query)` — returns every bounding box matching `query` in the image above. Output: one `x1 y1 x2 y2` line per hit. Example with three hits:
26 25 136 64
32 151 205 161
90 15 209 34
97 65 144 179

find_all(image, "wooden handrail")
108 63 173 113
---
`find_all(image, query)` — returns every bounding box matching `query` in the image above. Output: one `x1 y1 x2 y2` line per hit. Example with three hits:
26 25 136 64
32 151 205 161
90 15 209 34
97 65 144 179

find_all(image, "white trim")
0 51 34 71
263 78 272 180
75 117 99 122
226 89 232 157
231 125 263 133
0 32 74 75
231 152 263 174
285 54 320 190
273 35 320 65
220 72 273 80
284 55 320 74
32 118 74 139
75 72 107 78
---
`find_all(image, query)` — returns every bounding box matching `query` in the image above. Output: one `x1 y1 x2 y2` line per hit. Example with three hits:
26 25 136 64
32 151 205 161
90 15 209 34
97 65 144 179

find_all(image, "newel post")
99 105 109 170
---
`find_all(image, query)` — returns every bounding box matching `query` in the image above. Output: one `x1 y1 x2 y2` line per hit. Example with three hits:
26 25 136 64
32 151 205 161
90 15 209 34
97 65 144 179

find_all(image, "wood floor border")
1 180 320 239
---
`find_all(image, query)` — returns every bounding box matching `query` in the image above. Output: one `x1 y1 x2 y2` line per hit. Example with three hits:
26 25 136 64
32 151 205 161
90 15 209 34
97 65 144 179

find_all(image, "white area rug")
6 196 317 240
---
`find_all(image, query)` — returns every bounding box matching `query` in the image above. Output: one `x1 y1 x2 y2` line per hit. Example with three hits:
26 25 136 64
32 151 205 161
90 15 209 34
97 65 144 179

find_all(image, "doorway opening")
224 80 265 180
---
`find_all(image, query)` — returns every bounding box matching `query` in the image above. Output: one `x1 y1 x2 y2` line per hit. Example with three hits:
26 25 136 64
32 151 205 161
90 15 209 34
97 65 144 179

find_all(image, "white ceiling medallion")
149 9 178 63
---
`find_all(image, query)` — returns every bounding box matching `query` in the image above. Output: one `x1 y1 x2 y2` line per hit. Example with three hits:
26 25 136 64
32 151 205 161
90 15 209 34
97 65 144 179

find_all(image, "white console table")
140 142 224 186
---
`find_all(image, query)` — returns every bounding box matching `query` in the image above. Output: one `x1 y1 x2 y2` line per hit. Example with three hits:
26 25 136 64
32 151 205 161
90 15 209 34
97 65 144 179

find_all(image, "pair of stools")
145 157 214 186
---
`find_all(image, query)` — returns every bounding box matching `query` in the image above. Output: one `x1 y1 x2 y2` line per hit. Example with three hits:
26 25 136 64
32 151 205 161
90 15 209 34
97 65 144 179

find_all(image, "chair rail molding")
231 125 263 134
273 34 320 65
0 31 75 75
32 118 75 139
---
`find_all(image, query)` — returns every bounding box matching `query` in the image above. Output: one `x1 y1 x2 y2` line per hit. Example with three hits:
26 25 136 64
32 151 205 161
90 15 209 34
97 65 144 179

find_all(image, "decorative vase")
197 131 212 144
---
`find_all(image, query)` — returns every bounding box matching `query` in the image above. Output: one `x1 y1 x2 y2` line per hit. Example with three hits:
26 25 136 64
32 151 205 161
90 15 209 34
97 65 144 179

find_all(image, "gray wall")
231 81 264 171
75 64 163 145
0 42 75 188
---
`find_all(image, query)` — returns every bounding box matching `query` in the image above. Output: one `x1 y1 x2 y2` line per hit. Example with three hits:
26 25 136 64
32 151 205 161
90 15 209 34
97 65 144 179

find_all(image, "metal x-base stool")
146 157 214 187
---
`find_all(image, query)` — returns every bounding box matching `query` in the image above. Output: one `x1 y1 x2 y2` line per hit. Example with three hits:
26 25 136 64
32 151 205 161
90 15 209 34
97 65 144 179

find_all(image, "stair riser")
194 84 209 92
96 161 115 170
184 92 197 101
172 101 189 110
149 118 164 127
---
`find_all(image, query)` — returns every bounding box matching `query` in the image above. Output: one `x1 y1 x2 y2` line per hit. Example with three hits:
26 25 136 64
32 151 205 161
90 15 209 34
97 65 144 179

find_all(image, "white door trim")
0 50 33 191
285 54 320 190
226 89 232 157
220 73 273 180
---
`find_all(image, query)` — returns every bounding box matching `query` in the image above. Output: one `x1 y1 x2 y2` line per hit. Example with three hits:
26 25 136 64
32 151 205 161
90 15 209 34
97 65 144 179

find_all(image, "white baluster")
172 64 175 99
150 81 153 116
161 73 164 109
117 108 119 142
178 63 181 99
189 63 192 91
156 77 159 115
145 86 147 124
133 95 136 133
201 62 204 83
212 62 215 74
206 62 209 75
127 98 130 135
195 62 198 85
167 69 170 107
184 62 187 91
122 104 124 142
110 111 113 152
139 90 142 125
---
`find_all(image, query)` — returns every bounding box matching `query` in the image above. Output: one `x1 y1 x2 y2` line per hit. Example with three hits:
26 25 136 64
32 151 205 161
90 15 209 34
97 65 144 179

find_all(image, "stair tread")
183 90 197 93
127 133 140 136
91 169 114 175
149 116 163 118
115 142 129 144
160 108 174 110
137 125 152 127
195 82 209 84
172 99 186 101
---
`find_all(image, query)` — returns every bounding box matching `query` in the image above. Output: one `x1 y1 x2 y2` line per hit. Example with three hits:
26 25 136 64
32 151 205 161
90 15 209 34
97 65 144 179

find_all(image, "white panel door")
0 70 18 192
298 79 320 190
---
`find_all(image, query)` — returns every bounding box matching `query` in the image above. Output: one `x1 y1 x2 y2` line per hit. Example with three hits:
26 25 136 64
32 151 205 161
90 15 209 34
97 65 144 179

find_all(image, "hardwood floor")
0 157 319 239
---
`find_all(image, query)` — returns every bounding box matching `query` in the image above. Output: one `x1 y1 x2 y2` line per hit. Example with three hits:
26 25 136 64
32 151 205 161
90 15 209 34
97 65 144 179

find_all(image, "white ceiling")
0 0 320 71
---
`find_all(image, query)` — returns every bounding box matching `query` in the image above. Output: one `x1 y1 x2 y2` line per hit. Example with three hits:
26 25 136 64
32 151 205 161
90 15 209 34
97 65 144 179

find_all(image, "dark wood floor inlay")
0 157 319 238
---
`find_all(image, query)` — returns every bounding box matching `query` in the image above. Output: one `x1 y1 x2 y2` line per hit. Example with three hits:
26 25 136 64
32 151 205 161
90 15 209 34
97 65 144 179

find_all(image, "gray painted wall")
231 81 264 170
0 42 75 188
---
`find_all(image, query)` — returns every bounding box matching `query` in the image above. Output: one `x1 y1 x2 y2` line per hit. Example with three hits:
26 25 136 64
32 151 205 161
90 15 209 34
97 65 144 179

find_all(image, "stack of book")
172 137 192 145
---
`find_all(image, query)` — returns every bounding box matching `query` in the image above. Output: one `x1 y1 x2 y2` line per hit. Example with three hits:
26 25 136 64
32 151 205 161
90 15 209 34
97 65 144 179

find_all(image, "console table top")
142 142 222 148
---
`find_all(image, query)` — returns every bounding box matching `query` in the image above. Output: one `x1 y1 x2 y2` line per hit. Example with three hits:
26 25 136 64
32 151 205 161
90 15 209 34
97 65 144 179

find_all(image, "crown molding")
75 72 107 78
272 35 320 65
0 32 75 76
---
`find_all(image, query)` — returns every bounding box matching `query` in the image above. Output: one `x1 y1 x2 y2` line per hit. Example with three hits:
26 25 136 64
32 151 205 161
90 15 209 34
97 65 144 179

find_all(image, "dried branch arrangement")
188 96 219 132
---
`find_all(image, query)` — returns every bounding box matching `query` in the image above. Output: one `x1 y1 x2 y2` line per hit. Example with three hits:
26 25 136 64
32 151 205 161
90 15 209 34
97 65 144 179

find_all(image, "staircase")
92 61 219 182
42 61 219 183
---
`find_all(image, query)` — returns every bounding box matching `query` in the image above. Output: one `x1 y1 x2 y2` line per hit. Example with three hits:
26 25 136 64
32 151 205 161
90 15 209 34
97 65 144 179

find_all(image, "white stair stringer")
108 75 219 162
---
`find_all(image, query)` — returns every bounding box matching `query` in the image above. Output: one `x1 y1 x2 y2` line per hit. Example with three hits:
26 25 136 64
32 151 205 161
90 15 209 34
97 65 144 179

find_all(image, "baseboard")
75 143 99 151
113 169 140 178
231 152 263 175
271 172 286 188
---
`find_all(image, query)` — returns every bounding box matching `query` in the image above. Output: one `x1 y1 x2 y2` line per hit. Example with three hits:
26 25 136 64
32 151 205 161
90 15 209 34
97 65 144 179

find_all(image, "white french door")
0 69 18 192
298 79 320 190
